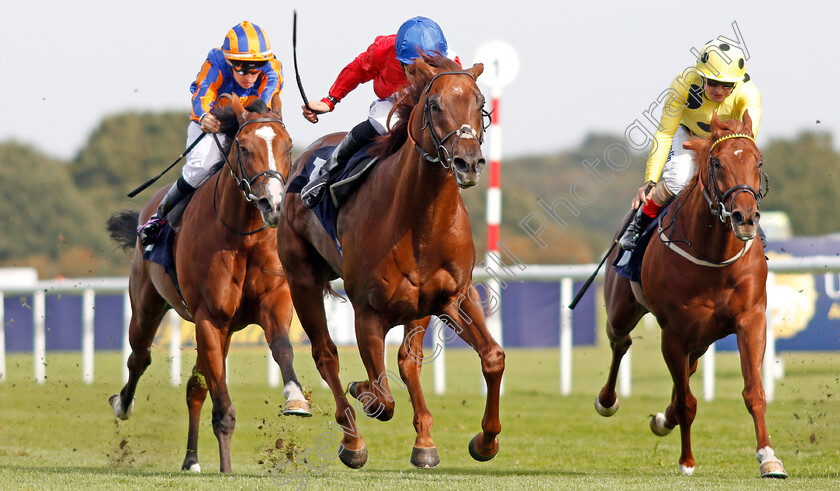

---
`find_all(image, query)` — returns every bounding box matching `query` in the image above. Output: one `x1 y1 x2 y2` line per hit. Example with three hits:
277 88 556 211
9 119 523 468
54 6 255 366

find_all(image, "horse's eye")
711 159 722 169
429 100 440 112
758 159 764 168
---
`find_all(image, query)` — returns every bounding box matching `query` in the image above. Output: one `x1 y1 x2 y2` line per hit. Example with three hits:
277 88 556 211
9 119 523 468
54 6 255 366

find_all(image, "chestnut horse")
106 95 310 473
276 55 504 469
595 112 786 478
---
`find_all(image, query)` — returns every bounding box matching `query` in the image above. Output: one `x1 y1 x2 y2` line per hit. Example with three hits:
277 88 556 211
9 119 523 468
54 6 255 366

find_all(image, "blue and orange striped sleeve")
190 59 225 122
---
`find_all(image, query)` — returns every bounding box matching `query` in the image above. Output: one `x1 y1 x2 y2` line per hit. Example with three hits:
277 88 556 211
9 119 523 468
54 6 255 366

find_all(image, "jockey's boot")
619 206 654 251
300 120 379 209
137 178 195 246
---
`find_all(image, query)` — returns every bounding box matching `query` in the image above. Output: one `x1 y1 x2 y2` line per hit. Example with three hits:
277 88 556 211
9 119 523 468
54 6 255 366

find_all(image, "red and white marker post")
474 40 519 395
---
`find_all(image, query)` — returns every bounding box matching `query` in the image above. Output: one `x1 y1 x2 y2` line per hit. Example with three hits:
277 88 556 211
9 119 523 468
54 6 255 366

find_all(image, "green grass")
1 333 839 489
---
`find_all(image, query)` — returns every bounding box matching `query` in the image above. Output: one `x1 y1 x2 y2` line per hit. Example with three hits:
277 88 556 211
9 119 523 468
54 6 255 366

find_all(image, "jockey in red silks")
619 39 762 250
137 21 283 246
299 16 461 208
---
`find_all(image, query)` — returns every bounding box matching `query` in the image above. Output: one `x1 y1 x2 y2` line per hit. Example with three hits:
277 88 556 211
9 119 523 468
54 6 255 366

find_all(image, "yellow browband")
709 133 755 153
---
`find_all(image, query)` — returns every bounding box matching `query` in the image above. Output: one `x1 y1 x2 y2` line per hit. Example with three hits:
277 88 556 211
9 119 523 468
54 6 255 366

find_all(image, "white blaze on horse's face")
254 126 285 226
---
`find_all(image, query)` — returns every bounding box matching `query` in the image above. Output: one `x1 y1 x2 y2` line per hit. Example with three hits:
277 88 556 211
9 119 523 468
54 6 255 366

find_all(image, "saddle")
286 145 379 254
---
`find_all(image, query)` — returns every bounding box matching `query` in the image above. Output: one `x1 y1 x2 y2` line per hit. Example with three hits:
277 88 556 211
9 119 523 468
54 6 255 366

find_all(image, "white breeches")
659 126 696 195
182 122 228 188
367 98 397 136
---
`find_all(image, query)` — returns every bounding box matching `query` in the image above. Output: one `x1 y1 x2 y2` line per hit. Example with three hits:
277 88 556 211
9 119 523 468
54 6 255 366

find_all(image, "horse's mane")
684 115 755 184
370 54 462 159
207 99 270 158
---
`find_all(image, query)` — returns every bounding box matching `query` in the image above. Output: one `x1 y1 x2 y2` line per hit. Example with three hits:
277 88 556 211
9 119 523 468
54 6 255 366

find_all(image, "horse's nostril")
453 157 468 171
732 211 744 225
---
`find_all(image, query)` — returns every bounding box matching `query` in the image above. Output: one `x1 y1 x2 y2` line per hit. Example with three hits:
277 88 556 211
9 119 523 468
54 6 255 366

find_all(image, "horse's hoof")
650 412 672 436
594 395 619 417
282 399 312 417
348 382 361 399
759 459 787 478
181 463 200 473
468 434 498 462
679 464 695 475
338 443 367 469
410 447 440 469
109 393 134 420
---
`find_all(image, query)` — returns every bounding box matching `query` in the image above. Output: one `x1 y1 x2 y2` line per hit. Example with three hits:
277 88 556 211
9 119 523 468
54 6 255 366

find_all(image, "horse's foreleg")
259 291 311 417
736 311 787 478
110 279 168 420
290 285 367 469
194 316 235 473
182 365 208 472
351 311 397 423
442 286 504 462
660 328 697 475
398 317 440 469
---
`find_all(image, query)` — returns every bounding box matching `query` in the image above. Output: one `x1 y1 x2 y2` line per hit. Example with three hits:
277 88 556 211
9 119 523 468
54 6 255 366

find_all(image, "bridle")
212 117 289 235
407 71 491 169
658 131 769 267
701 133 769 222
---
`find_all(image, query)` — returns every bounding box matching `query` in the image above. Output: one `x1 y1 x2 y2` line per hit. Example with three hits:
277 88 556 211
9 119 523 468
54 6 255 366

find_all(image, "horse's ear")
230 95 248 124
270 93 283 120
407 58 434 85
467 63 484 80
742 109 753 137
216 93 234 109
709 111 725 139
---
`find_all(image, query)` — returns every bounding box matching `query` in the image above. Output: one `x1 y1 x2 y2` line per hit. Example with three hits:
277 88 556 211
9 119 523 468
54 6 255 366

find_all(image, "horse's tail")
324 283 345 301
107 210 140 251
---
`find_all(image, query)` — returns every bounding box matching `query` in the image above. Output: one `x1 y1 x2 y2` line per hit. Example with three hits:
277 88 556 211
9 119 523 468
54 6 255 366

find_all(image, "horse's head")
216 94 291 227
406 56 487 188
684 111 767 241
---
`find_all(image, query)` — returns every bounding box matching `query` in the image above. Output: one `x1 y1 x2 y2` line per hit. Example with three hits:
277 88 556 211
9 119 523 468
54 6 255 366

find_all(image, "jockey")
299 16 460 208
137 21 283 246
619 39 762 250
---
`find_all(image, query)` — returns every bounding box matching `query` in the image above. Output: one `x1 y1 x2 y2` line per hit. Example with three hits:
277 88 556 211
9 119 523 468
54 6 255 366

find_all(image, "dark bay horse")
595 112 786 478
106 95 311 473
276 55 504 469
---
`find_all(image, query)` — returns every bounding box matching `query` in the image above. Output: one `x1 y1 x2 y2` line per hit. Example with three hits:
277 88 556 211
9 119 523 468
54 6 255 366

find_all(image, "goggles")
705 79 736 90
228 59 268 75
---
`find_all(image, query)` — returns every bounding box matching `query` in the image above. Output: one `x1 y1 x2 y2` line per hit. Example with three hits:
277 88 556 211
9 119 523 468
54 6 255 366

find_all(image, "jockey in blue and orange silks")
619 39 762 250
137 20 284 246
298 16 461 208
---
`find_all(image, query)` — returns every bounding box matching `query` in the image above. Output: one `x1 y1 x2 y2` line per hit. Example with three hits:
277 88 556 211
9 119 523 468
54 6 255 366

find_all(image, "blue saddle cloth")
286 145 379 255
142 221 176 272
612 209 667 283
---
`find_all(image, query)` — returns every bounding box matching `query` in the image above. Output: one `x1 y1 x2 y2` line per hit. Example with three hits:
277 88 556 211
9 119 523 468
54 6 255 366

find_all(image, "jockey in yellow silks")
619 39 762 250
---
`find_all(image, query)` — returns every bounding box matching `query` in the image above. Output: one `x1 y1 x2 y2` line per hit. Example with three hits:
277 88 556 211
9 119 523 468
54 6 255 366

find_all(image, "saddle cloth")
286 145 379 255
612 207 670 283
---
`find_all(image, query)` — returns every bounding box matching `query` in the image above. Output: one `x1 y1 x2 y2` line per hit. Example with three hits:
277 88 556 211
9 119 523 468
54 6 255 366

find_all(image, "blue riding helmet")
395 16 448 64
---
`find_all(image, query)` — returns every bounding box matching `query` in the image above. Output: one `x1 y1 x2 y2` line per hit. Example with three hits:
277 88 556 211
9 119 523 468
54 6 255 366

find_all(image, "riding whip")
568 213 634 310
293 10 317 123
126 132 206 197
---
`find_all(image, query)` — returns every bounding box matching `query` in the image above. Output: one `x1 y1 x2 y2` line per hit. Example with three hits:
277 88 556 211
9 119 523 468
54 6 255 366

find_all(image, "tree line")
0 111 837 278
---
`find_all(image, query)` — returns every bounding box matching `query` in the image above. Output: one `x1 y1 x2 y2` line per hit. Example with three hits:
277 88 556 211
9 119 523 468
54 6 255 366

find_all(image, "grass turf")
1 333 838 489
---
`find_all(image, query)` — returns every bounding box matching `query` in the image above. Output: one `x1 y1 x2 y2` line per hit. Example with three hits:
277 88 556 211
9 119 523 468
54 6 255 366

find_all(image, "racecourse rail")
2 256 839 403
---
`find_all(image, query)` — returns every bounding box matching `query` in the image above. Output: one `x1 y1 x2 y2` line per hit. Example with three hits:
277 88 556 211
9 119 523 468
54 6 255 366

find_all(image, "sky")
2 1 839 162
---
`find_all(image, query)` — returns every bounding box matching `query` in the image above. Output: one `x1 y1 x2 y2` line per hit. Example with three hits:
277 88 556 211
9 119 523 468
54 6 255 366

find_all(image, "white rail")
0 256 838 401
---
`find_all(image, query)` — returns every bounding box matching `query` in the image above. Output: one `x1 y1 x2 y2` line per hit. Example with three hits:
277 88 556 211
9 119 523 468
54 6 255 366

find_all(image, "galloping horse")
595 112 786 478
106 95 310 473
276 55 504 469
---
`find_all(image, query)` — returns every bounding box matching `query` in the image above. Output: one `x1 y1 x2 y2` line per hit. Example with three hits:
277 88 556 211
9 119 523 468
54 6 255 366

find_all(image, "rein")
211 117 288 235
407 71 490 168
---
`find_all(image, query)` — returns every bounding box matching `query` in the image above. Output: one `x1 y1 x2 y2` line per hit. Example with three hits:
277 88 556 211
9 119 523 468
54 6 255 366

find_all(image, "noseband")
408 71 490 168
702 133 769 222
